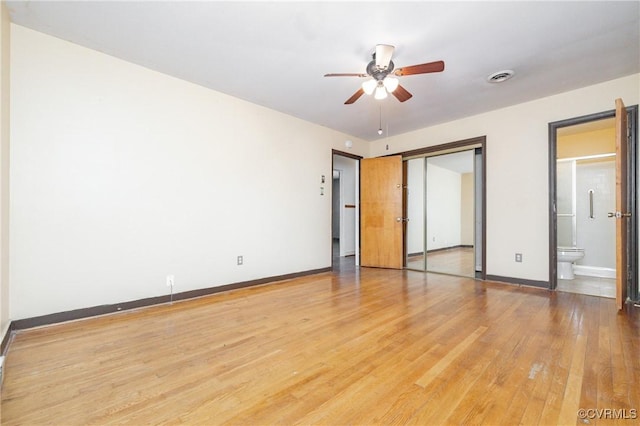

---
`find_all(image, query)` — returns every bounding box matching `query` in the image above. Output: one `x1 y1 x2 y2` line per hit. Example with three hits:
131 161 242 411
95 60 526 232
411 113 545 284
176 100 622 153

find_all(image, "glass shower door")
556 160 575 247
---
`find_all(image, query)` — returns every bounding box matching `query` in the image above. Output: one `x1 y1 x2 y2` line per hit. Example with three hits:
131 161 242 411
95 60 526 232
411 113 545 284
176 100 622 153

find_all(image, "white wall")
9 25 368 320
370 74 640 282
426 163 461 251
460 173 474 246
0 2 10 338
407 159 473 255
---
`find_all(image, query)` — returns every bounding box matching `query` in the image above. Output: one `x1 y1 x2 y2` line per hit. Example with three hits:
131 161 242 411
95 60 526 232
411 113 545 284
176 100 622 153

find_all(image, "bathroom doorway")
549 102 638 304
555 118 617 297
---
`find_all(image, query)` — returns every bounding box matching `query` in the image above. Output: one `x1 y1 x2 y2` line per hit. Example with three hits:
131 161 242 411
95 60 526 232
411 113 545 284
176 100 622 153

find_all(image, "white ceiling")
6 1 639 142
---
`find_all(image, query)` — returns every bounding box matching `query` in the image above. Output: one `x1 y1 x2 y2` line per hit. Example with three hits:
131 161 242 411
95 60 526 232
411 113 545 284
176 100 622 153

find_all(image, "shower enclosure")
556 155 616 277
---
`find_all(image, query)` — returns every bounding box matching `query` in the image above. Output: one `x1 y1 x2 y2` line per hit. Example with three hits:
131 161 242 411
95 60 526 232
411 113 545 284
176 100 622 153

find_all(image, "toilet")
557 247 585 280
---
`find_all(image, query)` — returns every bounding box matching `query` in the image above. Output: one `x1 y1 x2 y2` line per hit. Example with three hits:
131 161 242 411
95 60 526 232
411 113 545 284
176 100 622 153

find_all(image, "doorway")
549 104 638 304
332 151 360 270
555 118 617 298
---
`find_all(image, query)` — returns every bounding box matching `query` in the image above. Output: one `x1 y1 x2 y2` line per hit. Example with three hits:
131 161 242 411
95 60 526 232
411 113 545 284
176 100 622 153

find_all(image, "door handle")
608 211 632 218
396 217 409 222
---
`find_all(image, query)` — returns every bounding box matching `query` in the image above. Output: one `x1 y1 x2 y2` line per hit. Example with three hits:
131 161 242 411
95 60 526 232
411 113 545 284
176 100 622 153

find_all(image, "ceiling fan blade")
392 84 413 102
394 60 445 76
345 88 365 104
375 44 395 70
324 73 368 77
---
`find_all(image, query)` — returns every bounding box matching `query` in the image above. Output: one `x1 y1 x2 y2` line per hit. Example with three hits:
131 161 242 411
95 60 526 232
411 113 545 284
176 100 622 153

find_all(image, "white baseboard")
574 265 616 279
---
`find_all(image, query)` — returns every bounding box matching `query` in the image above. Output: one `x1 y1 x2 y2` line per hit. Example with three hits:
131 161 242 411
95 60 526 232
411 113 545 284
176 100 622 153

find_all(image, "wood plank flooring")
407 247 475 277
1 267 639 425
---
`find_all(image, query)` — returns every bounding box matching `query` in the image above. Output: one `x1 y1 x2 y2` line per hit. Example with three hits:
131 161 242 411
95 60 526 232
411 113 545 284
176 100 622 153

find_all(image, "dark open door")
360 156 403 269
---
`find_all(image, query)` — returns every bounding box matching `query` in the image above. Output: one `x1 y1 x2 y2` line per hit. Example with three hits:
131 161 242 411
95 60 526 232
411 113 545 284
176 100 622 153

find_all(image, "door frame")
548 105 638 302
398 136 487 279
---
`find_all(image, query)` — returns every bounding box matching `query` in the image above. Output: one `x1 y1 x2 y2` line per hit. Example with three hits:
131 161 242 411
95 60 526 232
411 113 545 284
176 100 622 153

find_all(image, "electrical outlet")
166 275 175 287
237 255 243 266
515 253 523 263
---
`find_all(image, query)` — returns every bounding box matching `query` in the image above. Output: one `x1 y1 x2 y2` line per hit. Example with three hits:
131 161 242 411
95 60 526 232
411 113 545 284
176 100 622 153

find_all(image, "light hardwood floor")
407 247 475 277
1 267 639 425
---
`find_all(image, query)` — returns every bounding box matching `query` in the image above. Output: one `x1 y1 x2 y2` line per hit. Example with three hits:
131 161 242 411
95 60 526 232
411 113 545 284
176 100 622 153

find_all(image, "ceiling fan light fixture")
362 79 377 95
383 77 399 93
374 84 388 100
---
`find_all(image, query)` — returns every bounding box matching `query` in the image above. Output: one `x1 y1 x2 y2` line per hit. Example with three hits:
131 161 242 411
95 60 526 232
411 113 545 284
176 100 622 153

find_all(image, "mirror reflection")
405 150 477 277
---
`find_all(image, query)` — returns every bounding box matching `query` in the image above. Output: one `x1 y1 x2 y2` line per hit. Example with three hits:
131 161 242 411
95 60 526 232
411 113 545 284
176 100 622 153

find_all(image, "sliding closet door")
405 158 426 270
474 148 483 274
402 142 485 278
425 151 476 277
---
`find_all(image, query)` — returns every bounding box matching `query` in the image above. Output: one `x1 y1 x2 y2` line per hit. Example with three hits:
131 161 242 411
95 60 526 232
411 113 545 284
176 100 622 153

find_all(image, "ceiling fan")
324 44 444 104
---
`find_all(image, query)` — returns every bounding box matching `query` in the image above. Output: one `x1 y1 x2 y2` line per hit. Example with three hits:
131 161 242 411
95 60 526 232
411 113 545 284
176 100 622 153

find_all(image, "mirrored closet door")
405 149 482 278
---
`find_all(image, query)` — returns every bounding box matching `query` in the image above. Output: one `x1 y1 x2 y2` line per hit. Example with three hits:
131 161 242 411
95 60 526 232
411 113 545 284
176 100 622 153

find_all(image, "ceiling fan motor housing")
367 59 395 81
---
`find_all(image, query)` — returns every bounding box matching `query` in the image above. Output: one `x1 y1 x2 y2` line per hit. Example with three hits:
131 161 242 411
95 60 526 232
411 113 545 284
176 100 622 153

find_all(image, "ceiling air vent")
487 70 514 83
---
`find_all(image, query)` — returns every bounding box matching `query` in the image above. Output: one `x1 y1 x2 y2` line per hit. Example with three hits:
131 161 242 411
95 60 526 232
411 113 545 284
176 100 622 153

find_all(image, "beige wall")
1 1 11 343
370 74 639 282
9 25 367 320
557 126 615 159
